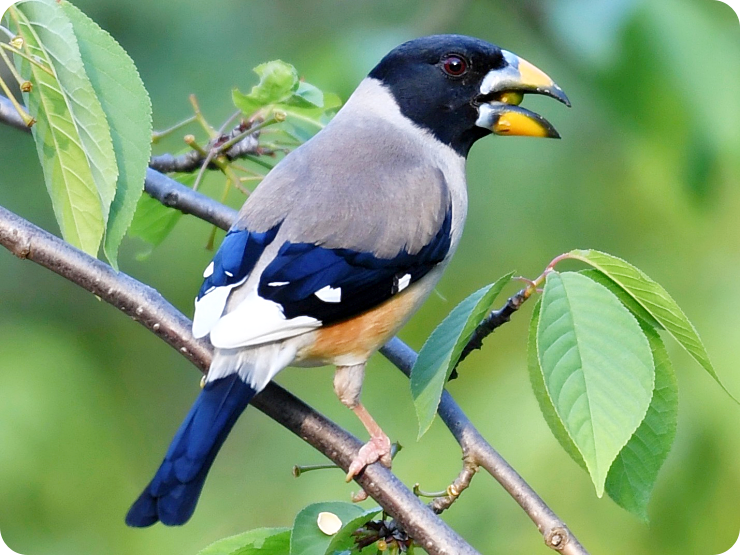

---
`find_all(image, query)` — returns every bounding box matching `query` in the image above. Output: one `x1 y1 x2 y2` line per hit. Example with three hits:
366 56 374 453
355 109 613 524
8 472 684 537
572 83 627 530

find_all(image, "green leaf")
254 60 299 98
290 502 371 555
579 269 662 330
537 271 655 496
279 118 322 143
411 273 513 438
606 323 678 521
324 507 381 555
11 0 117 256
285 82 324 108
275 92 341 143
59 0 152 268
568 249 736 402
318 92 342 112
128 192 182 256
197 528 291 555
128 172 192 256
528 299 587 471
232 61 339 145
233 60 300 116
532 275 679 517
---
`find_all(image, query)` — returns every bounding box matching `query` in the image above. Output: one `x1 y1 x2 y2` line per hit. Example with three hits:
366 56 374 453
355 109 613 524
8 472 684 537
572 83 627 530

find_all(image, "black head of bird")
369 34 569 156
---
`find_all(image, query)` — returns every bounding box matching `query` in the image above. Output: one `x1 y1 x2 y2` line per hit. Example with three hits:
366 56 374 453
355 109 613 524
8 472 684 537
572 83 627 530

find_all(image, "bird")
126 34 569 527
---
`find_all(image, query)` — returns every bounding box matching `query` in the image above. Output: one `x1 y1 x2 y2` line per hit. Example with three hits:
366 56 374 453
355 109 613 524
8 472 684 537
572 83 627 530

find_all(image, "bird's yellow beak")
475 50 570 139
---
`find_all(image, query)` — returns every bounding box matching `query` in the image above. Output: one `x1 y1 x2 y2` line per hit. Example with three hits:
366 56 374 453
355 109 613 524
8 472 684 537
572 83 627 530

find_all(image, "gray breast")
235 108 452 258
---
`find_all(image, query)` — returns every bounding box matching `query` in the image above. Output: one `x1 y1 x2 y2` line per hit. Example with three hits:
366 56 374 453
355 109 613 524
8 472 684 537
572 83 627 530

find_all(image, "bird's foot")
351 489 369 502
345 433 392 482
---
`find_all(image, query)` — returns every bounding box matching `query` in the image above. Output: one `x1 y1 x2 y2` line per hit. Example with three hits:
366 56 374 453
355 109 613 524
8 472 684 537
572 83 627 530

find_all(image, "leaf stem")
412 484 448 498
546 252 574 273
237 174 264 182
151 115 197 144
184 134 208 157
517 252 575 301
244 154 275 171
283 108 327 129
293 443 403 477
0 44 30 88
189 94 217 139
0 75 33 126
293 462 342 476
5 9 58 81
0 41 54 76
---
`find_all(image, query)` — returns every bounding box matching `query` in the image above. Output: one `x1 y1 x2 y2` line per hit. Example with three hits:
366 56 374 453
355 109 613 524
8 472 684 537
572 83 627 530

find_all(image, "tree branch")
453 289 528 375
0 204 479 555
148 117 262 174
0 93 589 554
0 91 29 130
143 167 237 229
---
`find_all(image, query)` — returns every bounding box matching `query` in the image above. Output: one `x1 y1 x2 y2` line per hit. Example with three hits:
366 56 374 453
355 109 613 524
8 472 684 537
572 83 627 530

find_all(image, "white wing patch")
193 282 241 338
203 261 215 278
209 290 321 349
398 273 411 292
315 285 342 303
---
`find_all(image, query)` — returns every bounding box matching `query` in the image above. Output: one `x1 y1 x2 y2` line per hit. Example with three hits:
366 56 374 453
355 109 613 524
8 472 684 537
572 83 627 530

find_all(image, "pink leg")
334 364 393 482
345 403 392 481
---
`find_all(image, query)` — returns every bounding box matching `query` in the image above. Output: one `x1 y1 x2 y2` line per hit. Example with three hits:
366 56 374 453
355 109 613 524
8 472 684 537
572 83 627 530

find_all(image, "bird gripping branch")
126 34 569 528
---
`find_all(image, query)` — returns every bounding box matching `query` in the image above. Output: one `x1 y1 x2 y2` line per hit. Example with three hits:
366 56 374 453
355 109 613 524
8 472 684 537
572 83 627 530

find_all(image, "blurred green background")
1 0 739 553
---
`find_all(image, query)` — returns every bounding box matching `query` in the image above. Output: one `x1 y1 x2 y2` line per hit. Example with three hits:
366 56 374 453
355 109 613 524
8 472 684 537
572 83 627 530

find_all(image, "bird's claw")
351 489 369 502
345 434 392 482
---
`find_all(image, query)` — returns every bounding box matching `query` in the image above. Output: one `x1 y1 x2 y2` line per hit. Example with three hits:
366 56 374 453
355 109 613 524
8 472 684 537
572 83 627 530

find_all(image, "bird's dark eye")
441 55 468 77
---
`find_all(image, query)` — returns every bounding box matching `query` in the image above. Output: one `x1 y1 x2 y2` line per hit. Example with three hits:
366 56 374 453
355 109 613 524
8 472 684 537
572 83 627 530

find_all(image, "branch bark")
0 93 589 554
0 91 30 131
144 167 236 229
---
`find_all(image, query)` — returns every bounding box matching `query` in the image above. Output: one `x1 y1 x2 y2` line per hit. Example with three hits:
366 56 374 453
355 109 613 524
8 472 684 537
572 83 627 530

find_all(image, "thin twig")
427 458 478 514
189 94 216 139
0 42 55 76
151 115 197 144
149 119 261 174
449 289 529 380
0 44 29 89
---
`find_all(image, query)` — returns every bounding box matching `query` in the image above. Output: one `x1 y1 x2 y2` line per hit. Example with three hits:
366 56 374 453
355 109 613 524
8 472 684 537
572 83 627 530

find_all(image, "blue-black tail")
126 374 257 527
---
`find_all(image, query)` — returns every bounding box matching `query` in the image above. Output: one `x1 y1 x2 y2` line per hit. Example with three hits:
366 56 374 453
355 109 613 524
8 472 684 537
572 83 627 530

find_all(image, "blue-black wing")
258 207 452 325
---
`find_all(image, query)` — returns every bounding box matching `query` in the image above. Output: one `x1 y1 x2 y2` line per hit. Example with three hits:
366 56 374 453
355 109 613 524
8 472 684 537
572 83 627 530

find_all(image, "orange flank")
298 282 428 365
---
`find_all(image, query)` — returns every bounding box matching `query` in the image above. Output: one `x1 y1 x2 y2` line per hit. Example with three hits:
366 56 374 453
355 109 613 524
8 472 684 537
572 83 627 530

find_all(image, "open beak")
475 50 570 139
